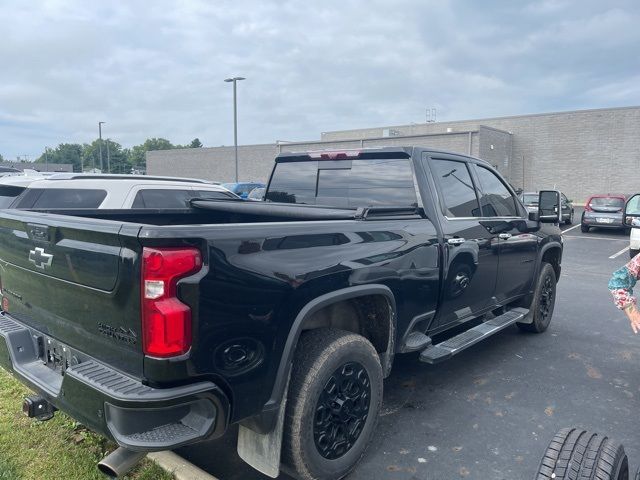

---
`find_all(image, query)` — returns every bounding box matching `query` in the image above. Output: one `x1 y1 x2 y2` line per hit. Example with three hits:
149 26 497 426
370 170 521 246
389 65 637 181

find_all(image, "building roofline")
321 105 640 136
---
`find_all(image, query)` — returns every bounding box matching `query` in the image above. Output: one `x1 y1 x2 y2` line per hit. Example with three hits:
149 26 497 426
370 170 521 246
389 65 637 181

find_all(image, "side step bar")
419 307 529 364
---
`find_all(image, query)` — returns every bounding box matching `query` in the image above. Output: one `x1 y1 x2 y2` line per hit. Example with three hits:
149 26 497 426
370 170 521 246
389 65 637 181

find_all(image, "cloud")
0 0 638 159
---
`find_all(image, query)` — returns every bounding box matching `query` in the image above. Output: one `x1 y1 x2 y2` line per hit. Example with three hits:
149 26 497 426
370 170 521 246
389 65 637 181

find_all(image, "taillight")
141 247 202 358
308 150 361 160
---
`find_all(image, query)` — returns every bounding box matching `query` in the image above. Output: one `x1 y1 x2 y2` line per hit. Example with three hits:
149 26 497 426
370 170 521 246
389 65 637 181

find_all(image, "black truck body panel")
0 147 562 451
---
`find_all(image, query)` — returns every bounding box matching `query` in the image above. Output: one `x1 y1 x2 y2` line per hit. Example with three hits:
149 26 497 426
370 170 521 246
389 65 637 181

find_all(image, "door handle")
498 233 512 240
447 238 465 246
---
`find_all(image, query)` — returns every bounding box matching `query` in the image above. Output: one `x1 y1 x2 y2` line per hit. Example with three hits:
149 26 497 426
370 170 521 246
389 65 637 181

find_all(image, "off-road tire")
517 262 556 333
281 328 383 480
536 428 629 480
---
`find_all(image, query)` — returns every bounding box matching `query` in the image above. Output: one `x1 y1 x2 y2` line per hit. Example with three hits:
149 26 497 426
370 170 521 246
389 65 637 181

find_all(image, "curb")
148 451 220 480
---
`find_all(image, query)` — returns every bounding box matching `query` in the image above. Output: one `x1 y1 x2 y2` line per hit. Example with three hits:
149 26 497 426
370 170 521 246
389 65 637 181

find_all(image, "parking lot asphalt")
179 207 640 479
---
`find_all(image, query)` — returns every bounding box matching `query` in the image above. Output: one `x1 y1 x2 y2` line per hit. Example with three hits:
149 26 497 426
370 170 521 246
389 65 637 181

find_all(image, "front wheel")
517 262 556 333
282 328 383 480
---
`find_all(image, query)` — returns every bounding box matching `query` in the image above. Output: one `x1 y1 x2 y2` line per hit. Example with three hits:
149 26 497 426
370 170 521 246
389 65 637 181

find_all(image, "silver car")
581 194 628 232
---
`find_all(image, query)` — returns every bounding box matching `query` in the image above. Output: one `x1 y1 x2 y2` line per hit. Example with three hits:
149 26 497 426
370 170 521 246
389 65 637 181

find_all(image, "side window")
474 166 519 217
429 159 481 217
194 190 237 200
31 189 107 208
133 189 193 208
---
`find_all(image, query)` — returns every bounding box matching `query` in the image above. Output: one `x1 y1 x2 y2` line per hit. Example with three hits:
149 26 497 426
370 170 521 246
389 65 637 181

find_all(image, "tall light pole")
98 121 105 172
224 77 245 182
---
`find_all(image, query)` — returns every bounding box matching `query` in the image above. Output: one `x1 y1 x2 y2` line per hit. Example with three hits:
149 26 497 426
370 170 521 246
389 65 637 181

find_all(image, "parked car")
5 173 238 209
581 194 628 233
222 182 266 199
0 166 21 177
0 147 563 480
247 186 266 201
0 171 53 208
520 191 574 225
623 194 640 258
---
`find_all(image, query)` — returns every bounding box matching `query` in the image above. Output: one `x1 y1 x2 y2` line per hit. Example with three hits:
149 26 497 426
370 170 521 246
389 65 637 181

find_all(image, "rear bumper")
582 215 625 228
0 312 229 452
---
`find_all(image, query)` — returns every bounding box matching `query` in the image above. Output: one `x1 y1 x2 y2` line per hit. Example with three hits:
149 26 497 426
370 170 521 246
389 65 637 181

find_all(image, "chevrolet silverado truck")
0 147 563 480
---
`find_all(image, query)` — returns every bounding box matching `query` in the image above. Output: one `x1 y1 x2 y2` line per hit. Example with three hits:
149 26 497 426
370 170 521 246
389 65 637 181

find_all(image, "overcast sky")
1 0 639 160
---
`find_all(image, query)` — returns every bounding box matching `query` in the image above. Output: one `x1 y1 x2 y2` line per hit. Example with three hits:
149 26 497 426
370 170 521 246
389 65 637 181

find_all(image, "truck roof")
275 146 490 164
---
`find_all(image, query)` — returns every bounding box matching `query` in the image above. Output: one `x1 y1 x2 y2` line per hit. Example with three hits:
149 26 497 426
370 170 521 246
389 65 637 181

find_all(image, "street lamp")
224 76 245 182
98 121 105 173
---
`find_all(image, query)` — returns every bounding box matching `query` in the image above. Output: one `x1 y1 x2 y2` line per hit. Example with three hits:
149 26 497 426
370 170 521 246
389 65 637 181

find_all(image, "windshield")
0 185 26 208
521 194 538 204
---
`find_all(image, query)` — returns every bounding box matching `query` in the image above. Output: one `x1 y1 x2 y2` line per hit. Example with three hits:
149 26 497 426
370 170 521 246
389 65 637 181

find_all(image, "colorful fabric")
609 253 640 309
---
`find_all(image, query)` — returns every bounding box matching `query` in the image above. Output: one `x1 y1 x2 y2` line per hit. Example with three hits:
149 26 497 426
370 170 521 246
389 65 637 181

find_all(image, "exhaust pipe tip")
98 447 146 478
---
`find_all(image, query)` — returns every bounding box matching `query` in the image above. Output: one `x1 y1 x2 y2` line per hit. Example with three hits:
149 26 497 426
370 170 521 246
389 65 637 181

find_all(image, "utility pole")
224 77 246 182
106 140 111 174
98 121 105 172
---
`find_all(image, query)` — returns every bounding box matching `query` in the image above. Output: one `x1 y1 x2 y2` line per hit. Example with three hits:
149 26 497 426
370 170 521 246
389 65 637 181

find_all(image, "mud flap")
237 377 289 478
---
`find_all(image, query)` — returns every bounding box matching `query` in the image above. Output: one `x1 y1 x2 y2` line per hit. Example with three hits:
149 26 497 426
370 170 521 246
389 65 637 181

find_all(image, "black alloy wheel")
313 362 371 460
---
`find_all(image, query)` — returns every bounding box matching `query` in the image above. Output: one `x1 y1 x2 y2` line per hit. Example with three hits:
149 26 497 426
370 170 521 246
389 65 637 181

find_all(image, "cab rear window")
266 158 417 207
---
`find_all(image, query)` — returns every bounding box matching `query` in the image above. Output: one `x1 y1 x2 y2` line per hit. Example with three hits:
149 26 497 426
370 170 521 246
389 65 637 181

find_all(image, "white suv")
5 174 238 209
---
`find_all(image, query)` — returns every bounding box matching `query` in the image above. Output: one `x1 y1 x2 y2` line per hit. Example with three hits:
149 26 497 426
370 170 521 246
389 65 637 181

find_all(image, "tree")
35 143 84 172
129 138 175 168
0 153 4 162
189 138 203 148
81 139 130 173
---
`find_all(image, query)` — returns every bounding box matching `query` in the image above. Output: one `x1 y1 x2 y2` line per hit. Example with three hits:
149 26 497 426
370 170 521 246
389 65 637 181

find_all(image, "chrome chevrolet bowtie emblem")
29 247 53 269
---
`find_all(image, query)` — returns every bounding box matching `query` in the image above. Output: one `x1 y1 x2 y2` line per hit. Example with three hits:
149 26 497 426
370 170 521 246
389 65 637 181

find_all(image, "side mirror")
538 190 561 224
624 194 640 228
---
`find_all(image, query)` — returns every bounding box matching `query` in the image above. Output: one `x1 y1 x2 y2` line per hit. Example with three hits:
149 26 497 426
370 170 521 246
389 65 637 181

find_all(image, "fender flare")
535 241 563 280
250 284 397 433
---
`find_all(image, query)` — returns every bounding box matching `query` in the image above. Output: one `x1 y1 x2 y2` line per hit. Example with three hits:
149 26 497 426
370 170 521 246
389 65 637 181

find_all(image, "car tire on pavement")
517 262 556 333
630 249 639 260
581 223 590 233
536 428 629 480
282 328 383 480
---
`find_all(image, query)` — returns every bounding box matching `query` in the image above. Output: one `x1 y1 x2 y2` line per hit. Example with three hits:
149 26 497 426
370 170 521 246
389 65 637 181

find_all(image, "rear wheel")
282 329 383 480
581 223 590 233
536 428 629 480
630 249 640 259
517 262 556 333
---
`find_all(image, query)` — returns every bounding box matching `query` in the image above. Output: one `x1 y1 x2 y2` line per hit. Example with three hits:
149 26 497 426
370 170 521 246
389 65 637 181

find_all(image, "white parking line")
609 246 629 259
563 235 628 241
561 224 581 234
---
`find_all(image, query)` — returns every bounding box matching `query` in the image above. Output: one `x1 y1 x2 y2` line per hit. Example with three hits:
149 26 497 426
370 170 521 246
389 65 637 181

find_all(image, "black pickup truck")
0 147 563 480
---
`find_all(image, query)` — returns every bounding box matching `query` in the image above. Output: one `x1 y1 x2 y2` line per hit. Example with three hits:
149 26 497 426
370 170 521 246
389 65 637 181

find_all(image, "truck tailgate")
0 210 144 377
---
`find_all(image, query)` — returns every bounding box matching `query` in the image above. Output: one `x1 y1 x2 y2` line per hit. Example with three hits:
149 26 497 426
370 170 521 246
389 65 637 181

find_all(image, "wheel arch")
248 285 396 434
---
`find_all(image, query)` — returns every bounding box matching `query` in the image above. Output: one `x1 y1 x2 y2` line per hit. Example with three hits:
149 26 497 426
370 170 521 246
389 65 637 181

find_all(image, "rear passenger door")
426 155 500 329
471 163 537 303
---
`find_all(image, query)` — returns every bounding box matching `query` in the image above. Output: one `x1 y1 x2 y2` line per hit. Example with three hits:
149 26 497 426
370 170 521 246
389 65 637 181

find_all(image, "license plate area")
597 218 614 224
37 336 74 375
